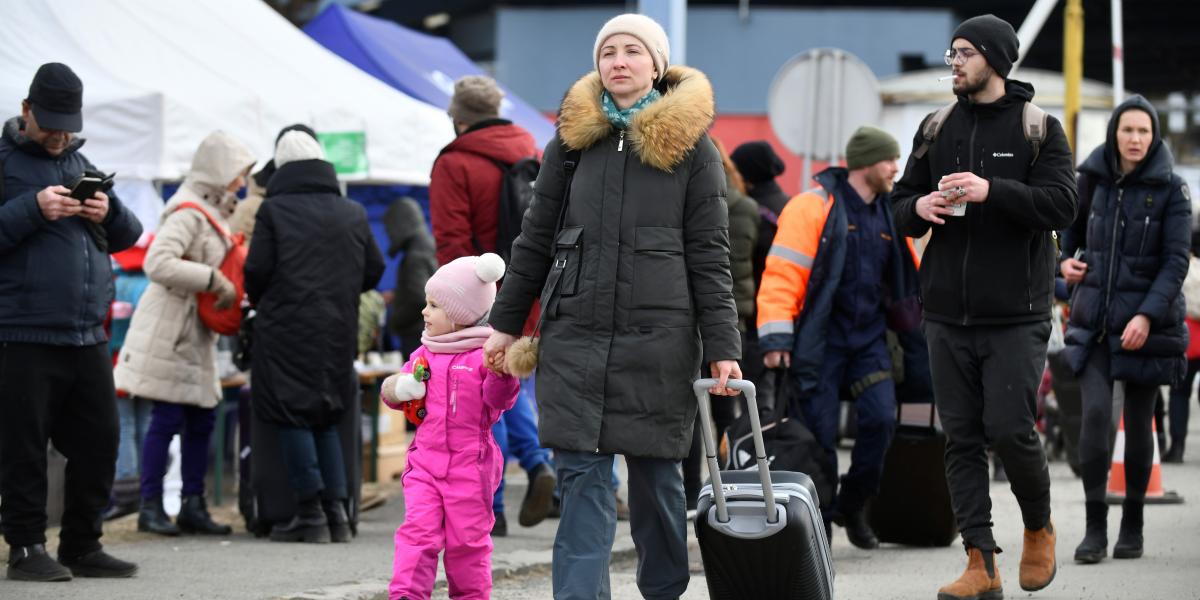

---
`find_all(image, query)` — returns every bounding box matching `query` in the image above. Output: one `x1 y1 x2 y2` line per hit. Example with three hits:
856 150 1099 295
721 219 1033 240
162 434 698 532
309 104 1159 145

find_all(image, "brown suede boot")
1019 519 1057 591
937 547 1003 600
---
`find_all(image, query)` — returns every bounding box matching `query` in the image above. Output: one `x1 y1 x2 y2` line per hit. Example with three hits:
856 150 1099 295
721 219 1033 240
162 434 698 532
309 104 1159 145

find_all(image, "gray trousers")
552 450 689 600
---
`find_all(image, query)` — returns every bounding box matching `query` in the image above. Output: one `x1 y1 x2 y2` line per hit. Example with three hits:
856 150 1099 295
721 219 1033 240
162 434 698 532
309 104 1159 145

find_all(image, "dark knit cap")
730 141 785 184
952 14 1020 79
845 126 900 170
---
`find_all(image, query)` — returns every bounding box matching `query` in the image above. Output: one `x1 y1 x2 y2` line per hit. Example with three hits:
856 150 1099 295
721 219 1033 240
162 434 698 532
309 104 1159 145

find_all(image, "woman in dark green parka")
484 14 741 600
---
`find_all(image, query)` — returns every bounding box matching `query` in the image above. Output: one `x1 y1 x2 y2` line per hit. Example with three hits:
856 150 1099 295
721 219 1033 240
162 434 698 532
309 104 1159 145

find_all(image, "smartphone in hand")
68 172 115 201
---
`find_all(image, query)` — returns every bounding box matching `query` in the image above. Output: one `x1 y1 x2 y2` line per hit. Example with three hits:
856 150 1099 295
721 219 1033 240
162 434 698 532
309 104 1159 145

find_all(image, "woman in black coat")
1060 95 1191 564
243 132 385 543
482 14 741 599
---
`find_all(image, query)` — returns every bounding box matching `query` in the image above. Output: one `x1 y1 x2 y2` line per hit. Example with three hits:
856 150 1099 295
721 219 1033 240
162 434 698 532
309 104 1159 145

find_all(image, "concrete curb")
278 538 639 600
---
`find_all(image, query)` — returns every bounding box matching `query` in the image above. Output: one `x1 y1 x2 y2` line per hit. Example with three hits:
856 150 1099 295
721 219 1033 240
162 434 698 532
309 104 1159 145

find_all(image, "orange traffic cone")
1106 416 1184 505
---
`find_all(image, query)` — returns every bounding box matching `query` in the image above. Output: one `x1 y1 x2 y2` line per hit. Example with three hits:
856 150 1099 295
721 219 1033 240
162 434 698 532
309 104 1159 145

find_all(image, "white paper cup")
941 189 967 216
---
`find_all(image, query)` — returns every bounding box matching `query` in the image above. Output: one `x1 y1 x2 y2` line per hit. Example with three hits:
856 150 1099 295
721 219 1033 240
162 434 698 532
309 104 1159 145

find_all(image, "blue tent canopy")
305 4 556 149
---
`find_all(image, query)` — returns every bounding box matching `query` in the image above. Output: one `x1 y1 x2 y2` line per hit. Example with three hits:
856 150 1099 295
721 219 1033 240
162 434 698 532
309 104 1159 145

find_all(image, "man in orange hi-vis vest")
757 126 922 550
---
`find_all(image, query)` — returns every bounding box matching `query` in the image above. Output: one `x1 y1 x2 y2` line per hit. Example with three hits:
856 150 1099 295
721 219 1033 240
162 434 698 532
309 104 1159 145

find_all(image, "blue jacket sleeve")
0 191 47 255
102 191 144 253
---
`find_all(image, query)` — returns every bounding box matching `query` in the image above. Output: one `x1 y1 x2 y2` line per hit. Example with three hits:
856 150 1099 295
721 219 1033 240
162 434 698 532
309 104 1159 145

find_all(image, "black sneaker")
58 549 137 578
7 545 71 582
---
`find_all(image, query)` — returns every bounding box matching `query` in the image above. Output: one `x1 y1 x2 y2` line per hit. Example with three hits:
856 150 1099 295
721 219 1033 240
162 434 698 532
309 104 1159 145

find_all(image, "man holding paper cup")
891 13 1078 600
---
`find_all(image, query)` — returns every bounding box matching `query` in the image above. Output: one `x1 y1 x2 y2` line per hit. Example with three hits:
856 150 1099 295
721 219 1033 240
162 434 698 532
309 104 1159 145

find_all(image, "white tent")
0 0 453 186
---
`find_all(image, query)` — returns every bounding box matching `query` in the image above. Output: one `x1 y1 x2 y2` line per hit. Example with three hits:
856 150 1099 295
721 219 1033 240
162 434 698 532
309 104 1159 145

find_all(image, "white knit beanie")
593 13 670 81
274 130 325 167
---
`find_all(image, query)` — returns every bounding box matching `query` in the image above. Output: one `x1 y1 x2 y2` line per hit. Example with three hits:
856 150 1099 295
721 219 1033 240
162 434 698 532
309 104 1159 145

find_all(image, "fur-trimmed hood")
557 65 714 172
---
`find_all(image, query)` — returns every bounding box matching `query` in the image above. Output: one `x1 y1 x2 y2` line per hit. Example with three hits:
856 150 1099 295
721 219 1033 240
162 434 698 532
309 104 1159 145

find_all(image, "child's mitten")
381 373 427 409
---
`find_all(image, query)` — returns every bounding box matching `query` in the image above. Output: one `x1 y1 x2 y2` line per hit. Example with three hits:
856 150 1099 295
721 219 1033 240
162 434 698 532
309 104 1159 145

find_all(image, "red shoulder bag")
175 201 246 335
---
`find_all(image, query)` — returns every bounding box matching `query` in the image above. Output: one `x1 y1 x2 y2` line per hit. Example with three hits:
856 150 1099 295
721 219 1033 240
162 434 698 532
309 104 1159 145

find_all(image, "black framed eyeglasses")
944 47 979 66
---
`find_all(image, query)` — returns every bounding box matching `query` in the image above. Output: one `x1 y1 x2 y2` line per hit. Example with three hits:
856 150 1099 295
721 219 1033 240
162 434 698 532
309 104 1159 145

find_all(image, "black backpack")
489 156 541 265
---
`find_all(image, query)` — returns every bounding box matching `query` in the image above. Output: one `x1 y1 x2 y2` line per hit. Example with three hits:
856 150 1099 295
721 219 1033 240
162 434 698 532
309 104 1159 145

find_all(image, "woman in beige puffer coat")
113 130 255 537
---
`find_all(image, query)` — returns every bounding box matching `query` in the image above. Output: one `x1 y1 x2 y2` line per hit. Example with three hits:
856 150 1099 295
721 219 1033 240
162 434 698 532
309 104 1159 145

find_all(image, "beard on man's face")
867 171 895 195
868 168 897 195
952 65 993 96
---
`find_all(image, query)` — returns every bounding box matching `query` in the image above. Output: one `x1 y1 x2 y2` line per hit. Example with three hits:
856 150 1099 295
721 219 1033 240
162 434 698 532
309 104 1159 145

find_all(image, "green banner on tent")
317 131 368 177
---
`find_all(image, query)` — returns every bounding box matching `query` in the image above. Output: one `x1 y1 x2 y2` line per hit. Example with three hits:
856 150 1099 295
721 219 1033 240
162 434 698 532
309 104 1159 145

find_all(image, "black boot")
6 544 71 582
518 463 557 527
270 497 329 543
492 511 508 537
1074 501 1108 564
1163 439 1184 464
836 508 879 550
1113 501 1144 559
58 548 138 578
137 495 180 536
103 477 140 521
177 495 232 535
323 499 352 543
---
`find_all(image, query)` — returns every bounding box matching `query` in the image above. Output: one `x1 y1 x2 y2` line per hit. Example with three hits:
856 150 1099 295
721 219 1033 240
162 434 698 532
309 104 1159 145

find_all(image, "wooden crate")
365 442 408 483
376 402 408 447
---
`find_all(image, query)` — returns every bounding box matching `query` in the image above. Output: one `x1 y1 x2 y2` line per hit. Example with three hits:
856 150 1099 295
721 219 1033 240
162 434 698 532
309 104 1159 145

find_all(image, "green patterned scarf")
601 88 662 130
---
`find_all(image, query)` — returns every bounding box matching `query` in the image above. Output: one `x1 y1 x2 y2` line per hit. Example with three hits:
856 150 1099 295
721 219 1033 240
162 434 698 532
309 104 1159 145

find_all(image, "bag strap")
175 201 232 243
911 102 957 160
1022 101 1048 166
530 148 582 337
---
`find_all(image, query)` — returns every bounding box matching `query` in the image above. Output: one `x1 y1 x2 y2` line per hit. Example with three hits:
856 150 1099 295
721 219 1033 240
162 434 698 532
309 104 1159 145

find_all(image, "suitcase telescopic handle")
693 379 777 524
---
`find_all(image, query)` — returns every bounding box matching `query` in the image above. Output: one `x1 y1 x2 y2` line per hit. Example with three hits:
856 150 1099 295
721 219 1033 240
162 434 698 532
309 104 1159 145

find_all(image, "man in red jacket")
428 75 556 535
431 75 537 265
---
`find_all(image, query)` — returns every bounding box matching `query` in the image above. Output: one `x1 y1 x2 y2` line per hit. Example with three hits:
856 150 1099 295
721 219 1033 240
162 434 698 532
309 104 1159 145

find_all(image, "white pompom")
475 253 506 283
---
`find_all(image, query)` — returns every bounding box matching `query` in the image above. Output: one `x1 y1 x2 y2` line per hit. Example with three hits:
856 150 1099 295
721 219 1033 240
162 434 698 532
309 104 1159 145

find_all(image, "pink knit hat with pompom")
424 253 506 326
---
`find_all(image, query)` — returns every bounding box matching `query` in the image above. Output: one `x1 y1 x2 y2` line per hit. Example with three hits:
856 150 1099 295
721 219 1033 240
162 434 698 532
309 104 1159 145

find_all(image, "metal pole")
830 51 844 167
1063 0 1084 152
639 0 686 66
801 51 819 190
1010 0 1060 75
1111 0 1125 105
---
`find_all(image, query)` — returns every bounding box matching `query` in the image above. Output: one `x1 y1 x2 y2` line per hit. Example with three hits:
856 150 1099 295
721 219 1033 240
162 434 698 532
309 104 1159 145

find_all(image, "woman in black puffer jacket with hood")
1060 94 1192 564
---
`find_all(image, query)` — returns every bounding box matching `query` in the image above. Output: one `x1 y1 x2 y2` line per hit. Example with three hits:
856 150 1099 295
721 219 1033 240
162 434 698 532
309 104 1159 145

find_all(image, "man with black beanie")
0 63 142 581
892 14 1078 600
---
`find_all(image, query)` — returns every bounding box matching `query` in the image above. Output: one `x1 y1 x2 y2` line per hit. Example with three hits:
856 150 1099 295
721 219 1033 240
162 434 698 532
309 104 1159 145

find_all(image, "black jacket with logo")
893 80 1078 326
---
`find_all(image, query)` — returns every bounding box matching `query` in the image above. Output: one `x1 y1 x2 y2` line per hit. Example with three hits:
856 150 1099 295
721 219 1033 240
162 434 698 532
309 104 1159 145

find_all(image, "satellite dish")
767 48 881 186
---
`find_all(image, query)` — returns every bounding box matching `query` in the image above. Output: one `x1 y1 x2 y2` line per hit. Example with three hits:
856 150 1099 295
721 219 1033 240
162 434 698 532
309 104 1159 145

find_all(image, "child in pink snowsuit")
382 253 519 600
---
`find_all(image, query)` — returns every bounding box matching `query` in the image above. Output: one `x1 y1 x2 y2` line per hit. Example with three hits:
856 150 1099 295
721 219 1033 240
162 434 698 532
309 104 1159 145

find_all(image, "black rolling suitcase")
242 386 362 537
867 402 957 546
694 379 835 600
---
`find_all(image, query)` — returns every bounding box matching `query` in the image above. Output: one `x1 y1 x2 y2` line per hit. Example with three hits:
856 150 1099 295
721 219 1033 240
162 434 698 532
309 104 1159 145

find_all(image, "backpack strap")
911 102 957 160
1022 102 1049 166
